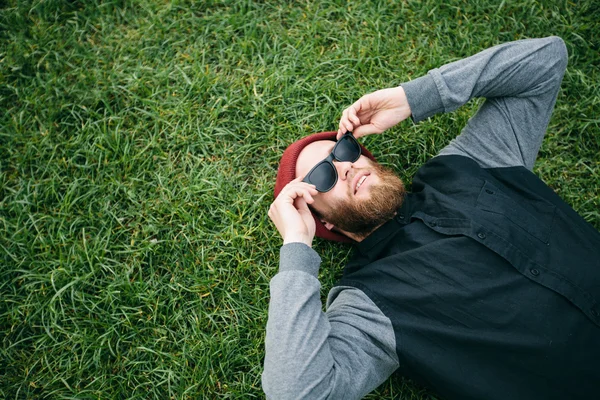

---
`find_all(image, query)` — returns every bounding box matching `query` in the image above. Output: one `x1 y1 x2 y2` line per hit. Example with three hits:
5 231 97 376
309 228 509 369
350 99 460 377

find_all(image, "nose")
334 160 353 181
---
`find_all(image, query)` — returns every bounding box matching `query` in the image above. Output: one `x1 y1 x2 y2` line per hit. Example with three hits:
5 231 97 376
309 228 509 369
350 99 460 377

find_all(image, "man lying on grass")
263 36 600 400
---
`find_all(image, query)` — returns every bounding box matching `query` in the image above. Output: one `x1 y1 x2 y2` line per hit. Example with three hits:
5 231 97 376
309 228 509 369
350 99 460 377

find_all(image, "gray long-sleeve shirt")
263 37 567 399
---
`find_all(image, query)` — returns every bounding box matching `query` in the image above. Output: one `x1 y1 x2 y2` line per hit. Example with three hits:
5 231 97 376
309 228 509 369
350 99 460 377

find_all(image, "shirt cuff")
279 242 321 277
401 72 445 123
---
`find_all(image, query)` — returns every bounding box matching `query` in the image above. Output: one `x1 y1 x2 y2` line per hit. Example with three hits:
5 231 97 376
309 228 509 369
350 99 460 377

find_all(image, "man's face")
296 140 405 238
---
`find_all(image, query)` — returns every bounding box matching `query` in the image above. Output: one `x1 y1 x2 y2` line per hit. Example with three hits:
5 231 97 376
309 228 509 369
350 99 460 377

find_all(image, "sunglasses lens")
307 162 336 192
334 135 361 162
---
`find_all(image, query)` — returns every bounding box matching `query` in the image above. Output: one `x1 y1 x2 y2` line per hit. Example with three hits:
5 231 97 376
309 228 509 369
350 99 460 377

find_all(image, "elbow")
547 36 568 73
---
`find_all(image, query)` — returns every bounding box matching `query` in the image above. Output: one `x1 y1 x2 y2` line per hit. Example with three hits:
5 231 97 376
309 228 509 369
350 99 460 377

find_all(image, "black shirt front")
338 155 600 400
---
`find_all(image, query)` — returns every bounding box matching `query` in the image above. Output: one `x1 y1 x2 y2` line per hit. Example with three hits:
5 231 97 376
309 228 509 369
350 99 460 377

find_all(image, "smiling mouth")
355 175 368 194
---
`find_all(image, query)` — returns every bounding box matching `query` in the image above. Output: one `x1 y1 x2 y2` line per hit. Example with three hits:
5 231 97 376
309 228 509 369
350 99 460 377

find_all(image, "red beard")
321 163 406 239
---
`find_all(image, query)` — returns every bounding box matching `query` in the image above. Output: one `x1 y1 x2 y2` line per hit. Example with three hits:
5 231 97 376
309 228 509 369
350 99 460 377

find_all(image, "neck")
339 218 392 243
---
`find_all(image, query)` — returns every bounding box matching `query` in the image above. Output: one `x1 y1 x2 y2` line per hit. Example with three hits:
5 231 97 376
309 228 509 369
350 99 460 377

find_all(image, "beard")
320 163 406 239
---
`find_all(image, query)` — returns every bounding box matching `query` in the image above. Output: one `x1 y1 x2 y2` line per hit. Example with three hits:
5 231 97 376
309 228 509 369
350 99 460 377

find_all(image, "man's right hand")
337 86 412 139
268 178 318 247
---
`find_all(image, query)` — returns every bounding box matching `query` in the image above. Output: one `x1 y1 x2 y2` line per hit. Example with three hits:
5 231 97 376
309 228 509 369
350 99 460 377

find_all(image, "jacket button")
477 232 486 239
429 221 437 227
485 189 494 194
530 268 540 276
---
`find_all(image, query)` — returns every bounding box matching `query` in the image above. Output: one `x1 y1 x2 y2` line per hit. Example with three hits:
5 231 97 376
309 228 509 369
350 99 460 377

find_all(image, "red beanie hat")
274 131 377 243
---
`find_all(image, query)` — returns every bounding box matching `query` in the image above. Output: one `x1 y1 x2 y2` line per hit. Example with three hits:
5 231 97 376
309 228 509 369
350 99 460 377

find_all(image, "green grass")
1 0 598 398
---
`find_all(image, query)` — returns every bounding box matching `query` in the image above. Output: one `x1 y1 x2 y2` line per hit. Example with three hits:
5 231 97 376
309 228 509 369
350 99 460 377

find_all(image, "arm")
403 36 568 169
338 37 568 170
262 243 398 399
264 180 398 399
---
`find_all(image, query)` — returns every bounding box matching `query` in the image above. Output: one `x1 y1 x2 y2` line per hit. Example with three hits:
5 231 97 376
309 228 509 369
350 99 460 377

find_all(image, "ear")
322 221 335 231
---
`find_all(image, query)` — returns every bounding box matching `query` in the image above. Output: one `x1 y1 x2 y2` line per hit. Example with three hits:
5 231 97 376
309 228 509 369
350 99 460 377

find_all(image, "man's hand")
337 86 412 139
269 178 318 247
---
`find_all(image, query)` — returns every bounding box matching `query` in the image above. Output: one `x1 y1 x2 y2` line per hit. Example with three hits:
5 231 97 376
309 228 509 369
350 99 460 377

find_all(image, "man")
263 37 600 400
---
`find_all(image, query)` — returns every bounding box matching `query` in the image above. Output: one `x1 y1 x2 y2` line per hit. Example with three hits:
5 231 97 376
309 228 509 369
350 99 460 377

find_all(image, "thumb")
353 123 383 138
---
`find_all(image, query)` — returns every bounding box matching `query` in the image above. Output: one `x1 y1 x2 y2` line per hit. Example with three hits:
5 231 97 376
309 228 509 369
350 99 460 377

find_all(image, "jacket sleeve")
401 36 568 170
262 243 398 400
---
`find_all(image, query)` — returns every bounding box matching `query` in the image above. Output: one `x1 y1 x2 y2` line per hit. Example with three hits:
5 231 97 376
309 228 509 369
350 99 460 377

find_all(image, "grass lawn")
1 0 598 398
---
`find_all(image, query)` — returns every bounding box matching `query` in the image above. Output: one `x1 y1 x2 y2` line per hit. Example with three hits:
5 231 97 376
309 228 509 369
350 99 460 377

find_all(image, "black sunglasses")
302 132 361 192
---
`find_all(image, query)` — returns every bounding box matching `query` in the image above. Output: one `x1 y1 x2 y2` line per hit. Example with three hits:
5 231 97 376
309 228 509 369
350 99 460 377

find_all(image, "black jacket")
340 155 600 400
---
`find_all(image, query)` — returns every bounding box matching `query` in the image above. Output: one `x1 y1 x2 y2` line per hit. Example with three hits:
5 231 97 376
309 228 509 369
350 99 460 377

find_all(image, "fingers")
337 101 363 139
274 178 318 206
348 108 361 126
268 179 318 246
353 123 383 139
286 185 317 204
338 109 352 138
338 87 410 139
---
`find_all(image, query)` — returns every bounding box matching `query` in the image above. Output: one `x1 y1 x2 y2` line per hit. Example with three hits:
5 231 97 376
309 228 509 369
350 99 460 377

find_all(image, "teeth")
356 175 367 192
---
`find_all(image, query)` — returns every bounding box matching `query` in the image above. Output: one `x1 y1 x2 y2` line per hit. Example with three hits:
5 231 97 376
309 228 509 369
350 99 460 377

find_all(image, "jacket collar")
356 192 417 255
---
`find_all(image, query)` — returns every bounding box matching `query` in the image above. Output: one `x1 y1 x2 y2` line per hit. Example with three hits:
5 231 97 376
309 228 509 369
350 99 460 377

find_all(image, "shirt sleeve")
262 243 399 400
401 36 568 170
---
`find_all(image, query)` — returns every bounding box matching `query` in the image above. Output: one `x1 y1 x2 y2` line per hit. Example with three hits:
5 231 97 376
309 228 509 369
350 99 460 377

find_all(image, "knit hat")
274 131 377 243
